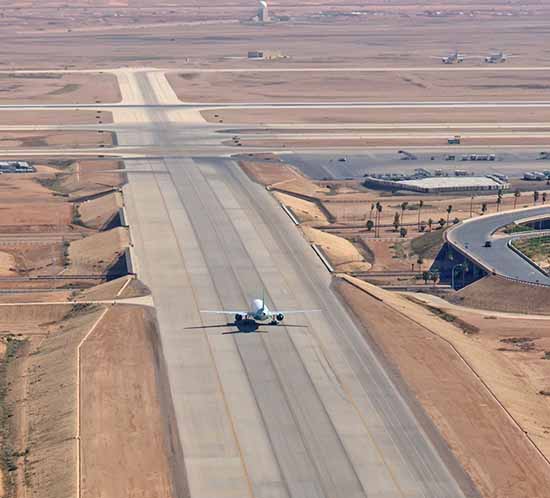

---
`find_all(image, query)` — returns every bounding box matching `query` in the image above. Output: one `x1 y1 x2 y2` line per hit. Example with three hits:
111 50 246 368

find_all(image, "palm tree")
393 212 400 232
400 201 408 227
534 191 540 205
417 200 424 230
446 205 453 226
369 202 375 222
469 196 475 217
427 218 433 232
481 202 487 215
496 190 503 212
375 202 383 237
513 189 521 209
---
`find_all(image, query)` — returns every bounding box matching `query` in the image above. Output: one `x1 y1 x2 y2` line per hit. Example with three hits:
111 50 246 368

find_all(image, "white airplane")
430 51 465 64
201 296 319 325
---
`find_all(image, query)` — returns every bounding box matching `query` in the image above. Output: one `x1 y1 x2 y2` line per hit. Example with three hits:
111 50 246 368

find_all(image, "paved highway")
447 206 550 286
114 70 478 497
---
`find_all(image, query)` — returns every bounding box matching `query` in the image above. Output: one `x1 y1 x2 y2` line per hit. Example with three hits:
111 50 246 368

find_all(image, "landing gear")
270 320 278 325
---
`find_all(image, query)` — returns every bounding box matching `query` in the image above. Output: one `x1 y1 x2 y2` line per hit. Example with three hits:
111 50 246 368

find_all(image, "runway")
115 71 478 497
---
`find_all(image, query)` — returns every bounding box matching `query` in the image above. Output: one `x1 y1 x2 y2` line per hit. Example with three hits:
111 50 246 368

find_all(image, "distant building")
247 50 285 60
0 161 35 174
364 175 508 193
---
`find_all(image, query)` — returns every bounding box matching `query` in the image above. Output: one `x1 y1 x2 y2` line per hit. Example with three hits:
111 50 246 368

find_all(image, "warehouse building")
0 161 35 174
364 175 509 193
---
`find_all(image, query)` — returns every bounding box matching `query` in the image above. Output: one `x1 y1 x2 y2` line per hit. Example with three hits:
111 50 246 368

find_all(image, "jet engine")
235 314 243 322
276 313 284 322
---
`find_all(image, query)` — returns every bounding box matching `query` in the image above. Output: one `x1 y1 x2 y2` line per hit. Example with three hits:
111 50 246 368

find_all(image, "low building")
248 50 264 59
364 175 509 193
0 161 35 174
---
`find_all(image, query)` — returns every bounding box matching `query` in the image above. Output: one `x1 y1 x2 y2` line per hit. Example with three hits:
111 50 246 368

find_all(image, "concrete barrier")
507 239 549 278
281 204 299 225
311 244 334 273
118 207 129 228
124 246 137 276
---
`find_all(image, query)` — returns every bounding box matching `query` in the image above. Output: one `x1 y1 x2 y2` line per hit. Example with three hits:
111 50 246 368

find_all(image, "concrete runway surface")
112 69 479 498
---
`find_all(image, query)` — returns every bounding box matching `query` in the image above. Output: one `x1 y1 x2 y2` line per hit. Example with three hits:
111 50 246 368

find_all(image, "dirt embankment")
81 305 186 498
0 303 182 498
451 275 550 315
75 191 123 230
0 304 94 498
66 227 129 275
74 276 149 302
302 226 370 272
337 277 550 498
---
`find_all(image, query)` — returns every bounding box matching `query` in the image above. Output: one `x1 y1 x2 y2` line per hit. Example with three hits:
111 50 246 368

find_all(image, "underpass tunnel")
431 243 487 290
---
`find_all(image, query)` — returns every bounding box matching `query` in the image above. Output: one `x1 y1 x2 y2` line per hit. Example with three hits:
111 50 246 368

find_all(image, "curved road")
447 206 550 285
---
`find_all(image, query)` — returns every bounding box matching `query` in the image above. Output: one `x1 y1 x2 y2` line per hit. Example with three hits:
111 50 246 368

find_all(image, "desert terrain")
0 73 120 104
0 2 549 498
170 70 550 103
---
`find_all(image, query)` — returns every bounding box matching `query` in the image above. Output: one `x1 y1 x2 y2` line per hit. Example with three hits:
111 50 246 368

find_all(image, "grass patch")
390 241 407 259
35 173 68 194
503 223 533 234
410 229 445 259
512 235 550 268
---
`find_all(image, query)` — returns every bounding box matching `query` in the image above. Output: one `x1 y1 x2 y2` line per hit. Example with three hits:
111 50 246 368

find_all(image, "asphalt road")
115 70 479 497
281 151 550 180
447 206 550 285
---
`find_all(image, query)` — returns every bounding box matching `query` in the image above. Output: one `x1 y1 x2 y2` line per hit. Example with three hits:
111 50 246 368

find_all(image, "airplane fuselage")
237 299 284 324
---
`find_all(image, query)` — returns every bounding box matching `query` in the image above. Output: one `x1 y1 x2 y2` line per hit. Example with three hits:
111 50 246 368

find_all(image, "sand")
301 225 371 271
338 276 550 498
171 70 550 103
0 110 113 126
450 275 550 315
67 227 129 275
80 305 181 498
0 73 120 104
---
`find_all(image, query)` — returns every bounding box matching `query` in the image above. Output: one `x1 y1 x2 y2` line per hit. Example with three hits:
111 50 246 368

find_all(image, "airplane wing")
274 309 321 314
200 310 247 315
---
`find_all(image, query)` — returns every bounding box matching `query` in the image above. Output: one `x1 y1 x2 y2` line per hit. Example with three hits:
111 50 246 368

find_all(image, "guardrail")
445 206 550 287
281 204 299 226
507 239 549 279
311 244 334 273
